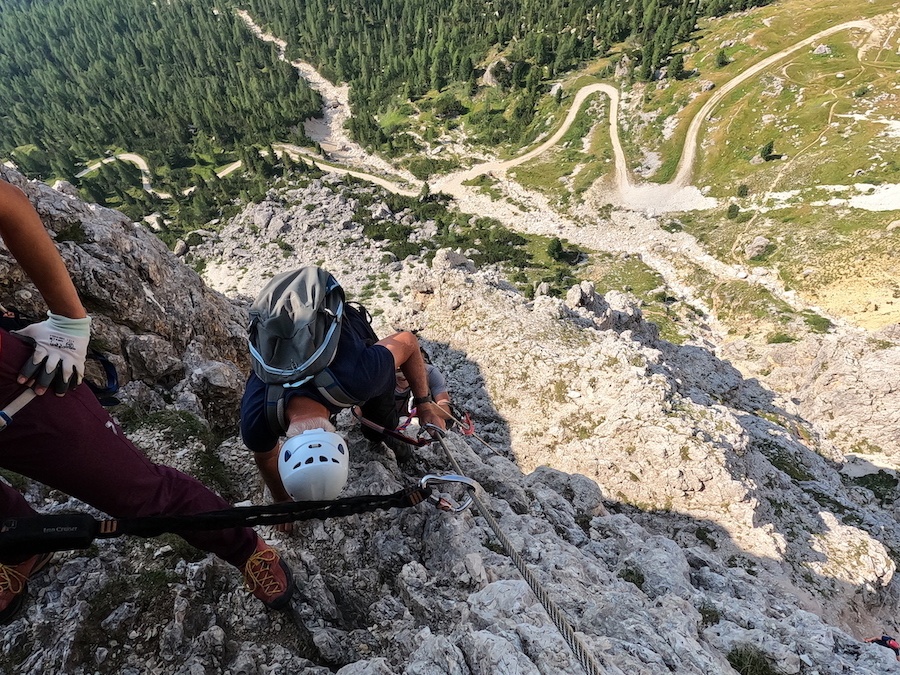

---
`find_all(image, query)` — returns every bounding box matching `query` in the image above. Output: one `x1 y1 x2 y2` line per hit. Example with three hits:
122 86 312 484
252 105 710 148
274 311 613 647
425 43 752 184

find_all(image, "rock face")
745 331 900 458
392 262 900 630
0 166 249 434
2 173 900 674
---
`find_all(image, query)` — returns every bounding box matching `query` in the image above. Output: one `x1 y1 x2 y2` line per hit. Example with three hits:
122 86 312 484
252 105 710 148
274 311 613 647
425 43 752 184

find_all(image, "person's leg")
1 331 294 615
359 388 400 442
0 483 40 567
0 482 37 520
360 388 415 460
0 331 256 567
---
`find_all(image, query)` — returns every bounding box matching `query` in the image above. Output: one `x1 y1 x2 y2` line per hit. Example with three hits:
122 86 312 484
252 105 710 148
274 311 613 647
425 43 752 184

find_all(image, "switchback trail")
671 18 876 188
431 18 879 216
86 13 887 338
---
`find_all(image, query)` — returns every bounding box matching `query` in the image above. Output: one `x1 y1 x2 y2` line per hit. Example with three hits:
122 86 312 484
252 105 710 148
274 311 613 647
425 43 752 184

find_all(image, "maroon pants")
0 330 257 567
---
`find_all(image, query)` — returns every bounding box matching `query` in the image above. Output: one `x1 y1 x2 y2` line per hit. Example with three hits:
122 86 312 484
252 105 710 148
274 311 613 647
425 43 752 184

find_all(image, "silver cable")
435 433 610 675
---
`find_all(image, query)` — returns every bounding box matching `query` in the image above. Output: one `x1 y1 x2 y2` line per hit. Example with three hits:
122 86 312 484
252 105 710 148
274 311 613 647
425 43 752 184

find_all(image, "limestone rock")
2 171 897 675
744 235 771 259
432 248 475 273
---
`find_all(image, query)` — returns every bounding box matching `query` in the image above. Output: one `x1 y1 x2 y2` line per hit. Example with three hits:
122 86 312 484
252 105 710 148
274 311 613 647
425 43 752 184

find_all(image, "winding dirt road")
671 19 875 188
273 144 420 197
77 154 243 199
76 153 172 198
82 12 887 336
435 18 878 213
104 12 880 220
236 10 419 188
431 84 629 197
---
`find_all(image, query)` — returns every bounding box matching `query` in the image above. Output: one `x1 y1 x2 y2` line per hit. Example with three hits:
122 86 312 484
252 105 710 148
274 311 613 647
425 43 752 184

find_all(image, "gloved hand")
14 311 91 395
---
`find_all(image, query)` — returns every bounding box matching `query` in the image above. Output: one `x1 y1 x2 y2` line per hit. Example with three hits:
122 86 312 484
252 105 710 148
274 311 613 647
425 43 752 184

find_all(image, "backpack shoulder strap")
313 368 360 409
264 371 358 431
264 383 288 436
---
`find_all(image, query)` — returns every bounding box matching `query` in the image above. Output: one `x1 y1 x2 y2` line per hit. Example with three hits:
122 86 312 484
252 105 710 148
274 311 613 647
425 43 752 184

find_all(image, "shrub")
407 156 457 180
618 565 645 590
669 53 685 80
360 219 420 259
766 332 795 344
547 236 565 261
695 526 718 549
727 645 784 675
546 236 581 263
698 602 721 628
802 311 832 333
408 157 438 180
851 471 899 504
662 220 683 233
432 93 468 119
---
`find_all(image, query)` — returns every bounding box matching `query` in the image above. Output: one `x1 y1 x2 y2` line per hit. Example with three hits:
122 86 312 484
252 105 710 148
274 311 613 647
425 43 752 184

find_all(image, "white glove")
14 311 91 395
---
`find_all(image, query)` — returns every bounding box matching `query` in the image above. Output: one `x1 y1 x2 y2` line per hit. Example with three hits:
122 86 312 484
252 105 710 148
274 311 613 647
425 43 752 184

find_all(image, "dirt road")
671 19 875 188
95 11 888 337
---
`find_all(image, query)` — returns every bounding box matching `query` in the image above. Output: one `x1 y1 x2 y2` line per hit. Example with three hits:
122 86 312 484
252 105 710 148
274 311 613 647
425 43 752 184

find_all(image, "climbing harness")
0 474 481 558
426 425 610 675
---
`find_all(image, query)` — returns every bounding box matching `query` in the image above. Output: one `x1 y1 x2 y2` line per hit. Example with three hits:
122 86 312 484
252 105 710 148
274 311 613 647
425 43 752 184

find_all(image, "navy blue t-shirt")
240 307 395 453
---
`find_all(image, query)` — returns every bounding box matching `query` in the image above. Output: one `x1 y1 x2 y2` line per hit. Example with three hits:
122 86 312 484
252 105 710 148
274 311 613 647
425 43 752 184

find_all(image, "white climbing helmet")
278 428 349 501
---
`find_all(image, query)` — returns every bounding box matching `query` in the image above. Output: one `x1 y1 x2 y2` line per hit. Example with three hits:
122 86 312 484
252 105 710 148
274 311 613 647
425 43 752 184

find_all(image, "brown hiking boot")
0 552 54 624
240 538 294 610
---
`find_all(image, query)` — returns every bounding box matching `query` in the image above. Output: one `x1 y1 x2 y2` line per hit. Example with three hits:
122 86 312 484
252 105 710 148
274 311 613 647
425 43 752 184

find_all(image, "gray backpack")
248 266 360 433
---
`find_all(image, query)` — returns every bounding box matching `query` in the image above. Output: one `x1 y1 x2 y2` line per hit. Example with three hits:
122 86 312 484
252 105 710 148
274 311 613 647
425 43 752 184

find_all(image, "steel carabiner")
419 423 446 441
420 474 483 513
